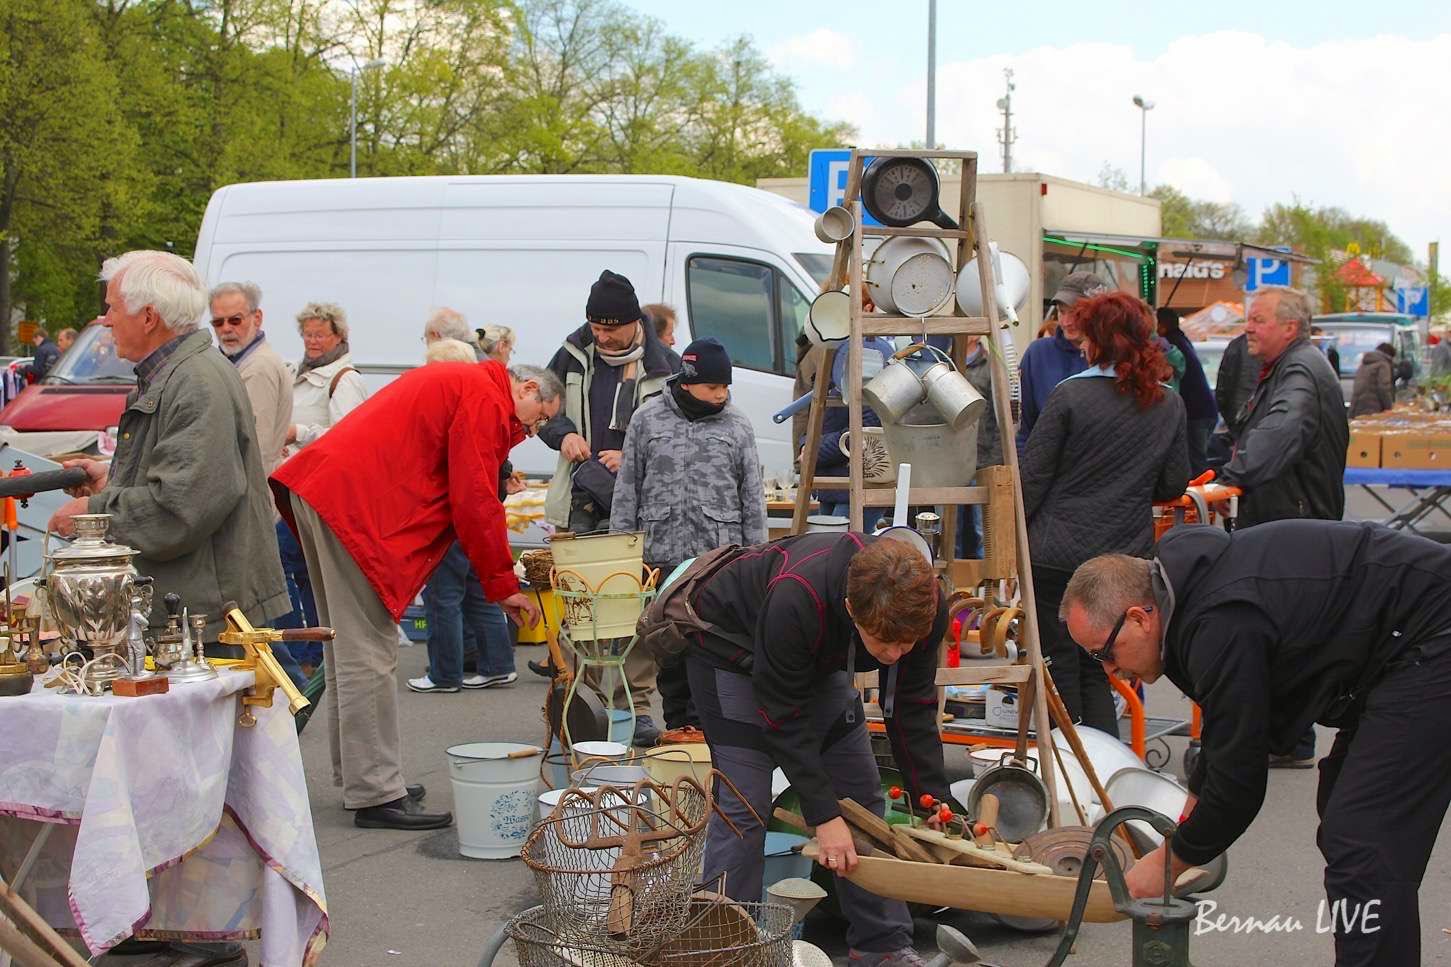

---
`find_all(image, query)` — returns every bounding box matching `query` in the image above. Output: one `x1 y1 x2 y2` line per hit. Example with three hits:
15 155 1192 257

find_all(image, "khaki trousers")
290 493 406 810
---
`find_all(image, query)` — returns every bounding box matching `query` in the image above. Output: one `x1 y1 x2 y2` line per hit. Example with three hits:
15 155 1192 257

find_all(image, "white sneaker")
463 672 517 689
407 675 459 694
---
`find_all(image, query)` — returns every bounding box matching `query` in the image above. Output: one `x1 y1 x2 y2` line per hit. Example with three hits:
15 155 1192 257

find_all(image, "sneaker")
1269 753 1316 769
632 714 660 747
848 948 928 967
463 672 517 689
407 674 460 694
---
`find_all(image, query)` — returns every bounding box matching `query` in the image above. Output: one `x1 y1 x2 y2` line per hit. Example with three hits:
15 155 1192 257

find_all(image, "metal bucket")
880 402 979 487
806 515 849 532
864 236 955 316
547 530 648 641
919 354 987 431
862 344 931 424
644 743 713 787
446 742 544 859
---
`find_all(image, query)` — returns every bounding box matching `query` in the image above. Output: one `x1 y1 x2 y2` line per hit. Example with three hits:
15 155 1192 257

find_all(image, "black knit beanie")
679 337 732 385
585 270 642 327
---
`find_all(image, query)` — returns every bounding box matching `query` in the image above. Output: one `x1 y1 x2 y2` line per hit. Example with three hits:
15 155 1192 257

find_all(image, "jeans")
275 520 322 667
818 499 884 533
423 542 514 687
955 503 983 559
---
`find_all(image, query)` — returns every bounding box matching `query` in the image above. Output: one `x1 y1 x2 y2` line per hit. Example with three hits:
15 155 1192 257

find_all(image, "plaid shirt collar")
133 331 193 389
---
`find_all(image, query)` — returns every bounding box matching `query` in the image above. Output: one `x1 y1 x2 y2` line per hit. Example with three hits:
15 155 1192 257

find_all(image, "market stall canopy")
1182 301 1245 340
1335 258 1386 287
1042 231 1317 266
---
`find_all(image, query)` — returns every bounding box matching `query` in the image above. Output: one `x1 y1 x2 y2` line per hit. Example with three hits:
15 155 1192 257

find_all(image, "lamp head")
1133 95 1155 110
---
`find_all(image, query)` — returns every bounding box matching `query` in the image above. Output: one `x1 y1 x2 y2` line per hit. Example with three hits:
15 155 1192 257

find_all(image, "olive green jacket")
89 329 290 639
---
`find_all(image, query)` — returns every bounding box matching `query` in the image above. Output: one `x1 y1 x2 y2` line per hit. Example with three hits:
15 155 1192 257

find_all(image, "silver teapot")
46 514 139 683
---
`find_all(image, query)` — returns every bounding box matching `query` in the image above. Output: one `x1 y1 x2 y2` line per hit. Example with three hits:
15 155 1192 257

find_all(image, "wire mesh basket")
521 781 710 951
506 897 796 967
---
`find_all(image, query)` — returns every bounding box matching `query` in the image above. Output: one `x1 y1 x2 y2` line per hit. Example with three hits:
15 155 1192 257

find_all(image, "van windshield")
1316 325 1393 376
49 325 135 384
794 253 833 287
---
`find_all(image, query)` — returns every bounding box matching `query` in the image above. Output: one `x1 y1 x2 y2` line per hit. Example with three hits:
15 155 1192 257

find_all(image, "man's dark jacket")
687 532 949 826
31 338 60 380
538 321 679 451
1220 337 1347 528
1015 328 1087 451
1157 521 1451 865
1164 329 1217 423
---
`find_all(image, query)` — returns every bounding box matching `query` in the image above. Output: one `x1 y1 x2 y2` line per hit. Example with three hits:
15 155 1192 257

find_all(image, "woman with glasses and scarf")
1019 291 1190 735
276 301 371 655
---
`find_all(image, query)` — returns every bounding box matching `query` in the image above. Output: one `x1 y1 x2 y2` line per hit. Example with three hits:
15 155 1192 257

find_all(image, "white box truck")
191 175 835 476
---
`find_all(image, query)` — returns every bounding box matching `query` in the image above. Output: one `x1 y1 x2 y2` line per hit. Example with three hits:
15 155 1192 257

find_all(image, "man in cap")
1015 270 1110 449
537 269 680 744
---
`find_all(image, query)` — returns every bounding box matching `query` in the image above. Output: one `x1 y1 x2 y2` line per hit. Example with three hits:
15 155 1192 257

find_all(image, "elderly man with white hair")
50 251 290 644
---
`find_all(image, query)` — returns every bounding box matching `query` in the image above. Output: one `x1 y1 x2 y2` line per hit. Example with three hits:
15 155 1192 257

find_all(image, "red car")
0 324 133 455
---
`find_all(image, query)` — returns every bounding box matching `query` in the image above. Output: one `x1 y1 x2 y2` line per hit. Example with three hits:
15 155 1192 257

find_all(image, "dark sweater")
1021 373 1190 572
688 532 949 826
1164 330 1218 422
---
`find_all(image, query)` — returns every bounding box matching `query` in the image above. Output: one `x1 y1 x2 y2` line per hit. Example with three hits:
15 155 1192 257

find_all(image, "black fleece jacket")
1156 521 1451 866
688 532 949 826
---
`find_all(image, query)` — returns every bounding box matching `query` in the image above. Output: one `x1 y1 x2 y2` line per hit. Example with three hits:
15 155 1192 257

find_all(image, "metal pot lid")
49 539 138 562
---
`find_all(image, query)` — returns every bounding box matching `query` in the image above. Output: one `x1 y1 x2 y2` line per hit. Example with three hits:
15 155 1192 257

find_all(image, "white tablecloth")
0 670 328 965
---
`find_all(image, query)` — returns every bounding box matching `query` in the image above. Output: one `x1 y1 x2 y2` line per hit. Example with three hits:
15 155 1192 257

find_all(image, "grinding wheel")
994 827 1135 933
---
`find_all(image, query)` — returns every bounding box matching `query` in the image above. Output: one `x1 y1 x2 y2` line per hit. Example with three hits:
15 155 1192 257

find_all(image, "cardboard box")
1346 429 1382 468
1381 431 1451 469
984 686 1020 729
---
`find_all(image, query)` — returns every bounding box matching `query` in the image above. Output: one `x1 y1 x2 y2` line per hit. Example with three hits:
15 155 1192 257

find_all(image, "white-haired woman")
409 333 521 694
476 325 515 366
287 301 368 449
422 307 473 347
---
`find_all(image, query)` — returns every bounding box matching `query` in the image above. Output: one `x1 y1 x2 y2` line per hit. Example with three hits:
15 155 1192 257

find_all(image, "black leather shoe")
407 783 426 802
354 796 453 830
527 658 554 678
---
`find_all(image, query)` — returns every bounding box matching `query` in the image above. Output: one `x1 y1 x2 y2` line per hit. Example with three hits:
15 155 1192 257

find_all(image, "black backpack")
634 545 752 661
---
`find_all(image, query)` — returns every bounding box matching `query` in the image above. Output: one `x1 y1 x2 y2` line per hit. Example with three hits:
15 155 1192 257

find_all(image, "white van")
191 175 834 476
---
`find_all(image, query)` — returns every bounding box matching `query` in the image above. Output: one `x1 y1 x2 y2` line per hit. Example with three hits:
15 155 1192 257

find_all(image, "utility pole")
995 68 1016 173
925 0 937 149
1132 94 1155 195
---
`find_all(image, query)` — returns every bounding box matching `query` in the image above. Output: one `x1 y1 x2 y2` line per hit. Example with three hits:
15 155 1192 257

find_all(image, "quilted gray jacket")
1021 372 1190 572
610 389 768 567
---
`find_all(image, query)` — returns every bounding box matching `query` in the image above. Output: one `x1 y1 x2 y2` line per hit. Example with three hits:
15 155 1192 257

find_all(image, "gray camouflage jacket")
610 388 767 566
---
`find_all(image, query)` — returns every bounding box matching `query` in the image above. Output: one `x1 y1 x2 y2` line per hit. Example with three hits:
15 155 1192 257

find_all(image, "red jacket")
271 361 525 619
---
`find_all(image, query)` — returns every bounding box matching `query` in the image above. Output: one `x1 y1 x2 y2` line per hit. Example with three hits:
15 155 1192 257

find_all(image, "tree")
1096 162 1131 193
1149 184 1252 240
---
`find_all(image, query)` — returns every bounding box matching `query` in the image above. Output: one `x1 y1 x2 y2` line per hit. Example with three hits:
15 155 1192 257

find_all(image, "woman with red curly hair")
1020 291 1190 734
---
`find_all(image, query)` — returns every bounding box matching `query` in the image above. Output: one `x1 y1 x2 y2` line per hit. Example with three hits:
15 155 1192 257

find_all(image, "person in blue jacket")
1015 271 1108 451
1157 307 1220 473
805 336 896 531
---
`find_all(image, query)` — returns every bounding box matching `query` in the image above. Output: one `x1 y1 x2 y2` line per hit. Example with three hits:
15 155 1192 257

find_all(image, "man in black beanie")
538 269 680 744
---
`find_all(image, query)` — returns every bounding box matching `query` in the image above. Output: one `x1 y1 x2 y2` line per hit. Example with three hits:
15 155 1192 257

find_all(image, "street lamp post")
1132 94 1154 195
350 58 387 179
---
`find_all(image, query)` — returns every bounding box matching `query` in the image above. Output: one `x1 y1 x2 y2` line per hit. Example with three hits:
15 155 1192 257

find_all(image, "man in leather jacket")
1219 286 1348 529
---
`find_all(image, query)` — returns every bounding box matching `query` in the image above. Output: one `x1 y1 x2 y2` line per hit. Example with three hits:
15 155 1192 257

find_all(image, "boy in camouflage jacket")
612 337 767 728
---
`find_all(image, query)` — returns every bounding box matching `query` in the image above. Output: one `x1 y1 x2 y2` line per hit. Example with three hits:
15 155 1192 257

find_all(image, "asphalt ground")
288 638 1451 967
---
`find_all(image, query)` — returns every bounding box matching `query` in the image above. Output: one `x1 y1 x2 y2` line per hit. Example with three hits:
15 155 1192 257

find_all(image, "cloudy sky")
621 0 1449 260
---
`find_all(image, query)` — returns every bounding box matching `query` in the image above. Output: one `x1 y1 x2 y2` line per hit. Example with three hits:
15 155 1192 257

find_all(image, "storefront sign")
1158 261 1226 280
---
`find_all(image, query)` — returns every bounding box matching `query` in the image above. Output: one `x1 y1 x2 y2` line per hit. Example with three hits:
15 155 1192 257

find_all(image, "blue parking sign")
1396 285 1429 317
1244 255 1291 292
807 149 881 226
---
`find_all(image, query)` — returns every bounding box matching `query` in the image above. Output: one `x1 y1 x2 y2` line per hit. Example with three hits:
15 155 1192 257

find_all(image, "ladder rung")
862 225 972 240
859 317 991 337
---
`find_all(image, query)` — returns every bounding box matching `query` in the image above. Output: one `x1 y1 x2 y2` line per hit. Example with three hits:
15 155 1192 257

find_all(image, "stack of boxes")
1347 407 1451 469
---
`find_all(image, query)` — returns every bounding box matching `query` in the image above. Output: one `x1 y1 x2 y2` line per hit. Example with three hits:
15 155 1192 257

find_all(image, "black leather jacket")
1220 338 1347 528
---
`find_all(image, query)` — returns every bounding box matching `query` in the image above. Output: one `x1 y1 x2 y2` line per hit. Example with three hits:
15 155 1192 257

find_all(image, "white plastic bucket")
446 742 543 859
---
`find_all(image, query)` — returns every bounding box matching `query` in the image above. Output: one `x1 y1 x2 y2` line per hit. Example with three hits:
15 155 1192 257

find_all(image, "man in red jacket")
272 361 560 830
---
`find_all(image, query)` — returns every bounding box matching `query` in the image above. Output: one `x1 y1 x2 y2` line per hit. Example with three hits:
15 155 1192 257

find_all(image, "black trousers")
1315 641 1451 966
1033 564 1118 736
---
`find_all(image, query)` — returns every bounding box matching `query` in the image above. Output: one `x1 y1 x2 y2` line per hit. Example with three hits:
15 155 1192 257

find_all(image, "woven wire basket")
520 783 709 951
507 898 795 967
